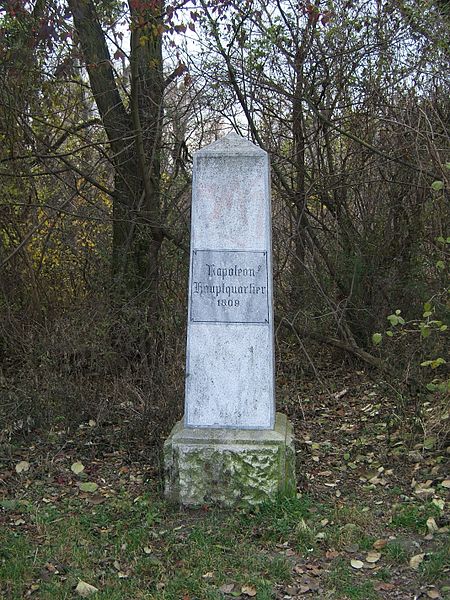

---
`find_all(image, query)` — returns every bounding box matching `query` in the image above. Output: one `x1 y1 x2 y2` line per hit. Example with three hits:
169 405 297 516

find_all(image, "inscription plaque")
190 249 269 324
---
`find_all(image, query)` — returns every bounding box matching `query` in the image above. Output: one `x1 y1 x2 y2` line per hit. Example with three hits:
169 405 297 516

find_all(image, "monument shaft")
185 134 275 429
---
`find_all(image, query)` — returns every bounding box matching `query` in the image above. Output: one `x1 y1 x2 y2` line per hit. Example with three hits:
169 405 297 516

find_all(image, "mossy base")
164 413 296 507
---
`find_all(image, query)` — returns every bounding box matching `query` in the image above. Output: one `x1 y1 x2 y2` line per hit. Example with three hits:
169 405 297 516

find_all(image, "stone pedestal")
164 413 296 507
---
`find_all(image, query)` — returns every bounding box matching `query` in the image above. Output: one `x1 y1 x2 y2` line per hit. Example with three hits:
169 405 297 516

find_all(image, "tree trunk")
68 0 164 318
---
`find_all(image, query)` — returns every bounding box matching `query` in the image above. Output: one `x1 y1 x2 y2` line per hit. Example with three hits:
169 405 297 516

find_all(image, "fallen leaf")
299 584 311 594
366 551 381 563
202 572 214 579
374 582 395 591
373 539 387 550
414 485 435 500
441 480 450 489
14 518 26 525
426 588 441 598
433 498 445 511
15 461 30 474
427 517 439 533
75 580 98 597
305 563 321 576
409 553 425 570
241 584 257 597
325 549 340 559
78 482 98 493
219 583 235 593
350 559 364 569
71 462 85 475
86 495 105 505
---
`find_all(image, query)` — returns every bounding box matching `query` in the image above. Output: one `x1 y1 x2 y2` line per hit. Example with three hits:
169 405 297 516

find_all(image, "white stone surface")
185 133 275 429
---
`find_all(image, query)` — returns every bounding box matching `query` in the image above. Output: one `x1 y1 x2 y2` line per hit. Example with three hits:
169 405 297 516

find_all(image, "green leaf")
436 236 446 244
79 482 98 493
431 180 444 191
440 325 448 331
431 357 446 369
395 309 401 315
423 311 432 318
420 325 431 338
424 302 432 312
387 314 399 326
436 260 445 270
445 162 450 170
71 462 85 475
437 381 450 392
372 333 382 345
386 330 394 337
423 436 436 450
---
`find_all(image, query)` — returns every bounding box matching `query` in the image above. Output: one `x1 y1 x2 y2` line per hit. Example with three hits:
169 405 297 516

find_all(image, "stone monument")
164 132 296 507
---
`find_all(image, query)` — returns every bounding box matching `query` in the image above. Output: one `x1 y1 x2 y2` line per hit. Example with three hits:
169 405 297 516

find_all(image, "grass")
326 558 378 600
390 502 441 533
0 489 295 600
384 541 409 564
419 540 450 583
1 475 448 599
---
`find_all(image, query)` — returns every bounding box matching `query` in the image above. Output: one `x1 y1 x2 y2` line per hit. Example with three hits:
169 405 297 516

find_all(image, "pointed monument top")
196 131 266 157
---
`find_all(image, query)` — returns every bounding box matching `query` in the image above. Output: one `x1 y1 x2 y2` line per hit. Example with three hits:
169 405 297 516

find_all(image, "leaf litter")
2 368 449 599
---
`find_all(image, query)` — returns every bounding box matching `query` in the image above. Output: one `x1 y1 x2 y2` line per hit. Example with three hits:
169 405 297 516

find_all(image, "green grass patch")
0 530 35 599
390 502 440 533
1 491 296 600
384 540 409 564
419 540 450 583
326 558 379 600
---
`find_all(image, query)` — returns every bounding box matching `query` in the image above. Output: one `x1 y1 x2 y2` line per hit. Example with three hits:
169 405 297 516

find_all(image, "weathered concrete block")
164 413 296 507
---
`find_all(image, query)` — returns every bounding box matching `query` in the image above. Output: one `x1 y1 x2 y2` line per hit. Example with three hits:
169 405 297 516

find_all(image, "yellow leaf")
350 559 364 569
426 517 439 533
242 584 257 596
409 553 425 570
75 580 98 597
15 461 30 474
366 551 381 563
